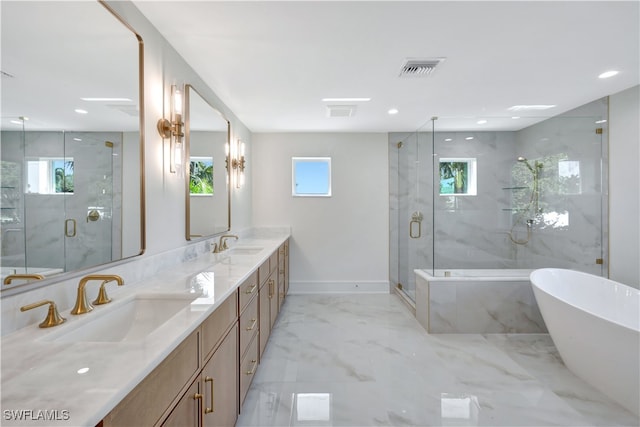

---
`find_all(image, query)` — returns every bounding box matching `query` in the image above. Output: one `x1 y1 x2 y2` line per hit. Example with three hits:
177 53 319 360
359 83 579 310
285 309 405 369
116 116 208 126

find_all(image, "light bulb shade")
230 138 246 188
157 84 185 174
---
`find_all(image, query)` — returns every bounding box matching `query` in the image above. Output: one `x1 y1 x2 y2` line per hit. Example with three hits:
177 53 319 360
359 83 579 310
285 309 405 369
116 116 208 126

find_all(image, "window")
189 157 214 195
25 157 74 194
558 160 581 194
439 158 477 196
292 157 331 197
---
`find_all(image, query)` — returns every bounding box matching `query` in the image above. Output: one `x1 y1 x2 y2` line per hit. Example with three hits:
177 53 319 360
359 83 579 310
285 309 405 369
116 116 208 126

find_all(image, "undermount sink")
229 246 263 255
45 293 197 343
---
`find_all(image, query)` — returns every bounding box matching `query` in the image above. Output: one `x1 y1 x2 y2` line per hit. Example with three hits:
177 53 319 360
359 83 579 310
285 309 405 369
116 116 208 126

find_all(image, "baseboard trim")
289 281 390 294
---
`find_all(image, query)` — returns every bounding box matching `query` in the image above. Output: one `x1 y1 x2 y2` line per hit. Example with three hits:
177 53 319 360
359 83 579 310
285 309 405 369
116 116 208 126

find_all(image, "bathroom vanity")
0 232 290 427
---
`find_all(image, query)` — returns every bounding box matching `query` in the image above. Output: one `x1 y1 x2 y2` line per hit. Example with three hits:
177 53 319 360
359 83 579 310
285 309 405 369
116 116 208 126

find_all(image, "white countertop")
0 231 289 426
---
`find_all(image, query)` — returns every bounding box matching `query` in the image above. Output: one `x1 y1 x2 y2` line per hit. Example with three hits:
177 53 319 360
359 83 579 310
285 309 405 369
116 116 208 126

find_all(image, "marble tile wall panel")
425 280 547 334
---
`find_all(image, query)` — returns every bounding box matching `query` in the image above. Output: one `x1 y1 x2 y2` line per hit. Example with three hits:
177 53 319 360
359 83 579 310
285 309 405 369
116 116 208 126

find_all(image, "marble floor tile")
237 294 639 427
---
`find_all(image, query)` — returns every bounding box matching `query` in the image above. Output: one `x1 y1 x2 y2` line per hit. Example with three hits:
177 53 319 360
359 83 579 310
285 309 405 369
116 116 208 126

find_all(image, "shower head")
517 156 535 173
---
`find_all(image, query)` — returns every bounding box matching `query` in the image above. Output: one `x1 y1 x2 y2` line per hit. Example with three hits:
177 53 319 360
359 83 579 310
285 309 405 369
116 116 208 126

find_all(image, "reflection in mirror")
185 85 231 240
0 2 144 293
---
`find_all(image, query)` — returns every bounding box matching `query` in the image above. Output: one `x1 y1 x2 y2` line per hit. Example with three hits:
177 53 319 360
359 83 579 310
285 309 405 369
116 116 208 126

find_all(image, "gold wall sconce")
228 138 246 188
157 84 184 173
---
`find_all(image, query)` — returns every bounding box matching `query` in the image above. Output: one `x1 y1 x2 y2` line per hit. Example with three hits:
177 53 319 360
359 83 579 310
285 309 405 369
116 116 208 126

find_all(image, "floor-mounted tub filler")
530 268 640 416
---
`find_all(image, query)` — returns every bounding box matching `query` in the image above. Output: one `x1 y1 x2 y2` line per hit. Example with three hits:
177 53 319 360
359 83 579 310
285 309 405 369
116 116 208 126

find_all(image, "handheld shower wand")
510 156 544 245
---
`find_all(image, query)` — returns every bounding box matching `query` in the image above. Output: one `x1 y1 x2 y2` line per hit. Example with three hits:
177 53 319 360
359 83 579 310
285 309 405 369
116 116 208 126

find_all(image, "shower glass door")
62 132 117 271
390 120 434 302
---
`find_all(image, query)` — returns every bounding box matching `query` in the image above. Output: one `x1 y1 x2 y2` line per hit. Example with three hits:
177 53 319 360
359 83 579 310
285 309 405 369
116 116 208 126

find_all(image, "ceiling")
133 1 639 133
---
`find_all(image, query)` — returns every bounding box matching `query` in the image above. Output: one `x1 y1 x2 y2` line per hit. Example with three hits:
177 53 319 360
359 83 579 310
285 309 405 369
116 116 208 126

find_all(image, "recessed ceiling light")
388 108 399 115
321 97 371 102
595 119 607 124
508 105 556 111
511 116 520 119
444 138 453 142
598 70 619 79
465 136 474 140
73 138 82 141
10 120 22 125
477 120 487 125
75 109 88 114
80 97 133 102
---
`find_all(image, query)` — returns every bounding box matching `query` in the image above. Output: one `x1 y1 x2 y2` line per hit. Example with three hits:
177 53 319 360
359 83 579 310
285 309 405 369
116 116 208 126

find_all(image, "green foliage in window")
190 160 214 194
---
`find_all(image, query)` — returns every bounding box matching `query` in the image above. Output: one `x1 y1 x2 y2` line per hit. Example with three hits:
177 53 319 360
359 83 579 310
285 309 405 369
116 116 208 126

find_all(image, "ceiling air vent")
326 105 357 118
399 58 445 77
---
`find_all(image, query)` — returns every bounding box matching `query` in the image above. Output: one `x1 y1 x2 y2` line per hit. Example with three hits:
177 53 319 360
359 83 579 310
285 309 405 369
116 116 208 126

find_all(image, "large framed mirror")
185 85 231 240
0 1 144 294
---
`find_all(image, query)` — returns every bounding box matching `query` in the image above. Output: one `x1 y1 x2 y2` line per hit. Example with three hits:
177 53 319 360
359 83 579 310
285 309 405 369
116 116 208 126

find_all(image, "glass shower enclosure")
390 97 609 304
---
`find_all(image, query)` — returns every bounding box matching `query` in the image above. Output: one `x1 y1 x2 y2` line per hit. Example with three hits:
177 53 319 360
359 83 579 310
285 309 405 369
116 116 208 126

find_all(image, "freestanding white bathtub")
530 268 640 416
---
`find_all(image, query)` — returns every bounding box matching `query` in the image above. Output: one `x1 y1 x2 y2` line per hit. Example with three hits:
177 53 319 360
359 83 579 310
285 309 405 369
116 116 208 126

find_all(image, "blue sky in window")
295 161 330 195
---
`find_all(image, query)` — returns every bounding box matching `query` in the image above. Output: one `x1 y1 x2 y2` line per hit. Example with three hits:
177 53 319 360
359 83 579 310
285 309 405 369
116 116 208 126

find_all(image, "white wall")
106 1 253 253
252 133 389 293
609 85 640 287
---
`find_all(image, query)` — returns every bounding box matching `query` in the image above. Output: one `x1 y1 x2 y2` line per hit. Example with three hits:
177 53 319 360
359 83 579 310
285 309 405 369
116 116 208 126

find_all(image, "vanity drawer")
269 252 278 274
201 293 238 360
239 293 259 359
259 259 270 286
239 333 259 407
238 271 259 313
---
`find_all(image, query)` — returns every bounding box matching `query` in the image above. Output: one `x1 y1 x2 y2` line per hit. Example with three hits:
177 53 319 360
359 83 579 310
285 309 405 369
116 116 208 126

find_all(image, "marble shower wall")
1 131 122 271
512 98 608 275
389 98 609 296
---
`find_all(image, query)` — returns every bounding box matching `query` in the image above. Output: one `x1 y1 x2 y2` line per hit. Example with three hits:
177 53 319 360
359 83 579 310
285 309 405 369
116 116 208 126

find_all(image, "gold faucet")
3 274 45 285
219 234 239 251
71 274 124 315
20 300 66 328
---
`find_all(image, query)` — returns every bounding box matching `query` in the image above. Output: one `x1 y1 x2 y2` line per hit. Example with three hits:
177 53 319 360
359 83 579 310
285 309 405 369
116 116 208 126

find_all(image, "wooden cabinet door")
202 324 239 427
268 275 278 328
259 281 271 359
162 380 201 427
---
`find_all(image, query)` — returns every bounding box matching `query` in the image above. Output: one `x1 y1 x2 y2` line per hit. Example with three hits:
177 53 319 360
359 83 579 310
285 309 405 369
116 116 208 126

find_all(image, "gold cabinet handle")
246 318 257 331
64 218 76 237
268 279 274 299
204 376 214 414
245 359 257 376
245 284 257 294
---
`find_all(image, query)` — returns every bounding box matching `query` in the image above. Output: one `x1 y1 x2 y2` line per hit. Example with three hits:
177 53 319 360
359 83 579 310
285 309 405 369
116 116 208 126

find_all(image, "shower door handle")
409 211 423 239
64 219 77 237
